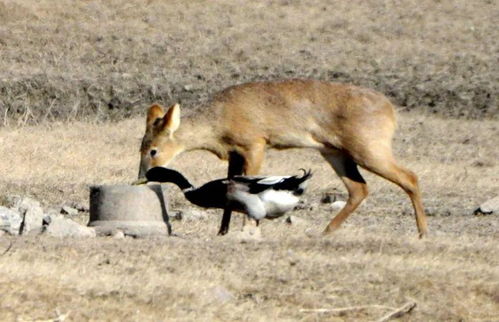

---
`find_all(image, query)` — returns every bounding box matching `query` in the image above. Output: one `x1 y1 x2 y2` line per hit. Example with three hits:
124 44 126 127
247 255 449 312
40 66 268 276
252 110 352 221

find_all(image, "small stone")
17 197 42 213
236 224 262 242
285 215 308 226
321 193 336 204
0 206 22 235
331 200 347 212
45 215 96 238
45 208 60 217
210 286 234 303
112 230 125 239
474 196 499 216
42 216 52 226
171 211 183 221
293 200 313 211
68 201 89 212
61 206 78 216
183 209 206 221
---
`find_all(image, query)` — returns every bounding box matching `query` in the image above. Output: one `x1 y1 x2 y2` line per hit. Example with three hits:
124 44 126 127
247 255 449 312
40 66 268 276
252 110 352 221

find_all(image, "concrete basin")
88 184 171 237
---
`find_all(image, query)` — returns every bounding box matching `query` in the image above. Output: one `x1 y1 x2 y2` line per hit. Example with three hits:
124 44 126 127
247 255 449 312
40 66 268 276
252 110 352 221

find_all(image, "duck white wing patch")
256 176 289 185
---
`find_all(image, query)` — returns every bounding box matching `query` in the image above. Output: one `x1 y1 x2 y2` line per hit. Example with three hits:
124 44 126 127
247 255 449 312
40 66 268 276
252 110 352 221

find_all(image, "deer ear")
146 104 165 127
161 103 181 135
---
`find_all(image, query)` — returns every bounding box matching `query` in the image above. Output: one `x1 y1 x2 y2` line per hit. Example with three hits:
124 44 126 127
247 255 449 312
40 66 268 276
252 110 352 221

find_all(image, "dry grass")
0 113 498 320
0 113 497 218
0 0 497 123
0 231 497 321
0 0 498 320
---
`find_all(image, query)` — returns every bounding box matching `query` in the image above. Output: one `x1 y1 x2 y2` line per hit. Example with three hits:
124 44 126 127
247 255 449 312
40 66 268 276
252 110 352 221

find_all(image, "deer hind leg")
358 154 428 238
321 150 369 235
218 140 266 235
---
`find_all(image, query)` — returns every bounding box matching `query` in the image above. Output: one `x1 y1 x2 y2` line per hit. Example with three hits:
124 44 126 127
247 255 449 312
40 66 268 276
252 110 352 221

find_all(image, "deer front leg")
217 141 266 235
242 139 266 175
218 151 245 235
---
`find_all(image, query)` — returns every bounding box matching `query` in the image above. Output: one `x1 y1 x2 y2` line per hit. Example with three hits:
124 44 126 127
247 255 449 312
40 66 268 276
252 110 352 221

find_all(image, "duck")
145 167 312 224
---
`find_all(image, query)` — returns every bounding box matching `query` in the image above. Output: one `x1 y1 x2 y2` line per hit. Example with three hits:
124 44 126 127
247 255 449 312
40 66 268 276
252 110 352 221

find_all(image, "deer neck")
175 114 228 159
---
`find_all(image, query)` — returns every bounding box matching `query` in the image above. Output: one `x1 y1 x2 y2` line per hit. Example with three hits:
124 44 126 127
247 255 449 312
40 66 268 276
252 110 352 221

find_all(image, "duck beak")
131 177 148 185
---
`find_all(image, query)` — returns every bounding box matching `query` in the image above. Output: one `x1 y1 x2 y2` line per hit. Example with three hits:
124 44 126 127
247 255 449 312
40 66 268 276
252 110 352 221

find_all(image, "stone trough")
88 184 171 238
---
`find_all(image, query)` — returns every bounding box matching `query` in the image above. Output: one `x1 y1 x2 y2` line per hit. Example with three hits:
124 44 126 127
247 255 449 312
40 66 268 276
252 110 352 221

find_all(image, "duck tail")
298 168 313 181
273 169 312 193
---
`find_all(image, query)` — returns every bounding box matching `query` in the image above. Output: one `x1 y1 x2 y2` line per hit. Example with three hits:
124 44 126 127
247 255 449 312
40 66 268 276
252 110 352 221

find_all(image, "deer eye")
150 149 158 157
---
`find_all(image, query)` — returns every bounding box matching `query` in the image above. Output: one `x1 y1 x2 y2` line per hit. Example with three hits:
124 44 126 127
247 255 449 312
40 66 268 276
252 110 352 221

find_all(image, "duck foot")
232 224 262 242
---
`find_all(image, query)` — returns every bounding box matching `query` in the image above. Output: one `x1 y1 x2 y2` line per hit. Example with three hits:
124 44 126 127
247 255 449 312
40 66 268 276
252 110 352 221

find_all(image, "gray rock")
0 206 22 235
21 203 45 235
17 197 42 213
474 196 499 216
1 196 45 235
45 215 96 238
3 195 22 208
66 201 89 213
0 207 11 231
45 208 61 217
61 205 78 216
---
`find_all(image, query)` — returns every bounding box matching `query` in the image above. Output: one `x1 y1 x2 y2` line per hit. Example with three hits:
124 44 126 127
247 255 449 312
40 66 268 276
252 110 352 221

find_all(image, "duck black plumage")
145 167 312 222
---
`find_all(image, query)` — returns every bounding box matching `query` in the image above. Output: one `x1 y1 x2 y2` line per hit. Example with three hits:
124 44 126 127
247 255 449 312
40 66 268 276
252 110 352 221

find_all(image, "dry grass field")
0 114 498 321
0 0 498 321
0 0 497 123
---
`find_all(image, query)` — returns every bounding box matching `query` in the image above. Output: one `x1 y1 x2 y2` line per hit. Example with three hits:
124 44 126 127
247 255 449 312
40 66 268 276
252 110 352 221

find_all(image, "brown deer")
138 79 428 237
